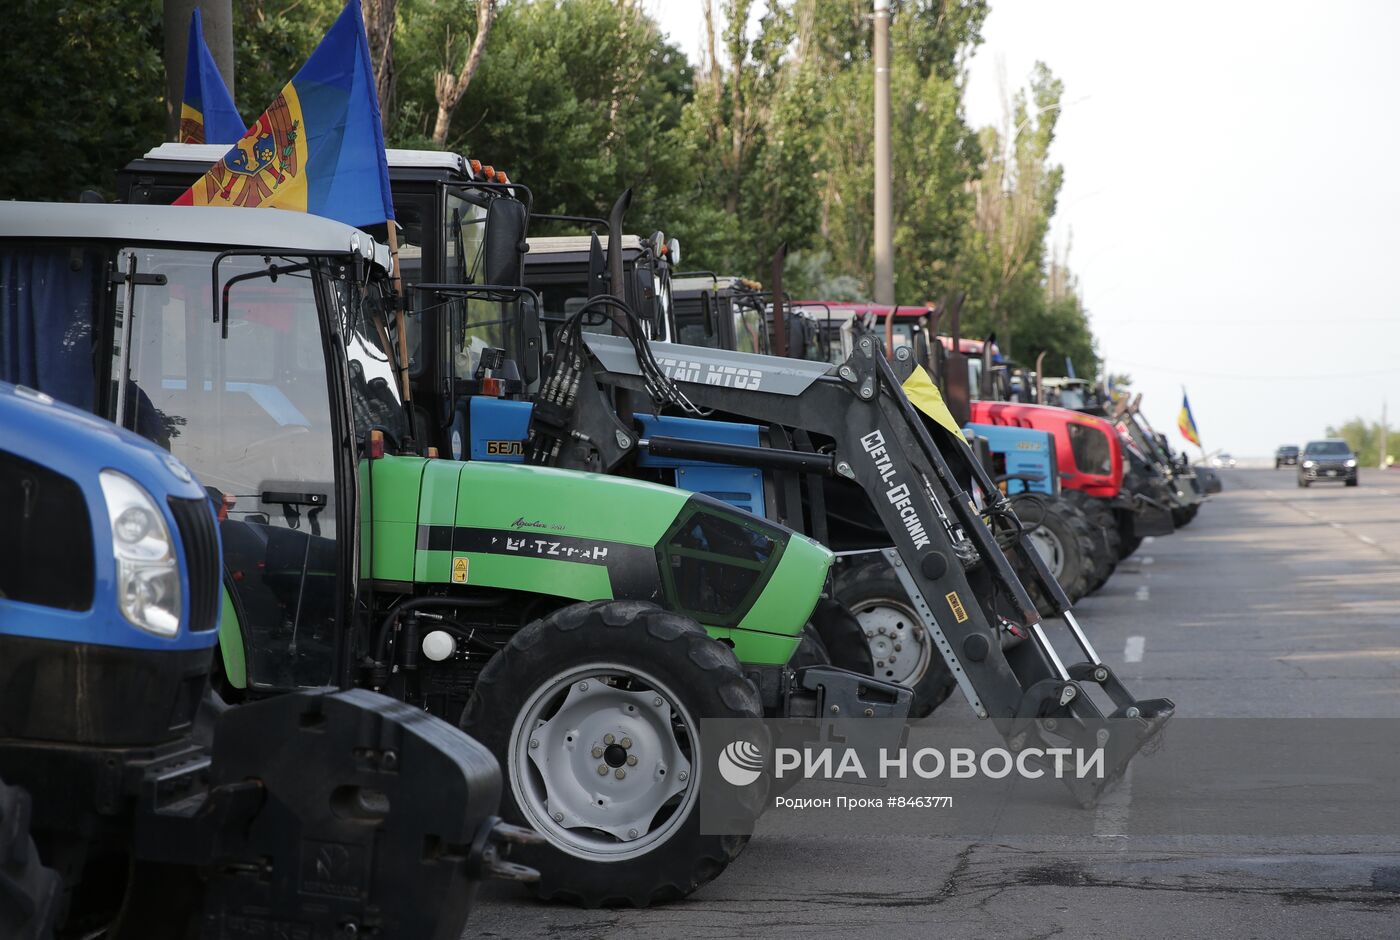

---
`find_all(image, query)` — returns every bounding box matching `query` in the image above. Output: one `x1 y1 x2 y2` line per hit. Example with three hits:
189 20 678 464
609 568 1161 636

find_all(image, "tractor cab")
672 273 770 354
1041 376 1111 415
118 142 535 459
0 202 402 693
522 231 677 342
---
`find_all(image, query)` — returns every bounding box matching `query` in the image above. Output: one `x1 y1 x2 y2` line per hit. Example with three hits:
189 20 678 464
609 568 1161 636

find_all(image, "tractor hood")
362 456 832 664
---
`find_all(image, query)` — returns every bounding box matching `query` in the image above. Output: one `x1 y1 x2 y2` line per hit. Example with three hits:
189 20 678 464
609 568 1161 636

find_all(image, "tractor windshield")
0 240 361 691
124 248 348 689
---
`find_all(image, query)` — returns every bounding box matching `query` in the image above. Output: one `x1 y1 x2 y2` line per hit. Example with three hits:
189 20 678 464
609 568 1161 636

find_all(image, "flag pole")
384 220 412 404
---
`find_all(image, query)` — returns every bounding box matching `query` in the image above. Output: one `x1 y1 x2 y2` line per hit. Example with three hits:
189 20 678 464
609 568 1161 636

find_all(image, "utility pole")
164 0 236 140
1380 399 1389 469
872 0 894 306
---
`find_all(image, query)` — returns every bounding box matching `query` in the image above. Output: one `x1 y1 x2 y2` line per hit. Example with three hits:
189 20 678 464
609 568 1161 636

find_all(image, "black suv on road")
1275 445 1299 468
1298 440 1358 487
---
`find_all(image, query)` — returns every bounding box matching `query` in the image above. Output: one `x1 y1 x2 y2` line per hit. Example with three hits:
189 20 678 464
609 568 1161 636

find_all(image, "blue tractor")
965 422 1112 601
0 382 525 938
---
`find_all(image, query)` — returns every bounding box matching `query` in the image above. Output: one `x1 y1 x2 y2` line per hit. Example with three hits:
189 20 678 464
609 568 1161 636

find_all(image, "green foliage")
233 0 343 118
1324 418 1395 467
0 0 166 200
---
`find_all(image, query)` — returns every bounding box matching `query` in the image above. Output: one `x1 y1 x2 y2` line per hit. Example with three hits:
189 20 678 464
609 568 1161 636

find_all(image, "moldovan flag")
173 0 395 228
179 8 245 145
1178 391 1202 447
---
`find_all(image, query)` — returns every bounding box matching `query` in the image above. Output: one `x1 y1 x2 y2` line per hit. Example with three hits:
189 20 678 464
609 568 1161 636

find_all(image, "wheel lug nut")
621 737 632 749
553 812 564 822
530 739 539 749
894 643 902 652
677 770 688 781
878 626 887 635
876 660 885 667
614 768 626 780
628 828 639 839
653 697 663 707
604 733 615 745
865 630 875 638
627 755 638 766
592 746 604 758
578 681 589 691
598 765 609 775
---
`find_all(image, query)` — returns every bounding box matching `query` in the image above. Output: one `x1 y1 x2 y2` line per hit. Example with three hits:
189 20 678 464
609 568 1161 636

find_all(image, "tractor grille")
168 496 221 634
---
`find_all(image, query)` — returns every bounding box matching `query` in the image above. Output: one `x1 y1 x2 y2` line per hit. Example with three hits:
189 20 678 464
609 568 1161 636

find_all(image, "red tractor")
970 400 1176 574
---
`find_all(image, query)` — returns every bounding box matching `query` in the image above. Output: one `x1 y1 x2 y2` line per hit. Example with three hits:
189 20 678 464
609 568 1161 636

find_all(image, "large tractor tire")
1061 490 1119 593
460 600 764 908
833 559 956 720
0 780 62 940
1013 494 1096 612
808 597 875 676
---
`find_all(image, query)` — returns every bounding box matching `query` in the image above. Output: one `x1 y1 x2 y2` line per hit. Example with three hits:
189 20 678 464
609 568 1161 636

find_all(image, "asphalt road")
472 468 1400 938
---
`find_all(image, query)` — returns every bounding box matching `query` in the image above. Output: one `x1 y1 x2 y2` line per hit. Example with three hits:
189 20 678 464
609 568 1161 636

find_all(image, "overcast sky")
653 2 1400 456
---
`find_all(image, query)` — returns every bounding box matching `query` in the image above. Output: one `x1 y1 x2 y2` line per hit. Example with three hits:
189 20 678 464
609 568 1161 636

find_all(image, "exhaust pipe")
606 188 631 302
771 241 787 357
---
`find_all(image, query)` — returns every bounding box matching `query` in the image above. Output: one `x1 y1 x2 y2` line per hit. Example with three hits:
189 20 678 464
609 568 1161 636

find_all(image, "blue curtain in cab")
0 248 101 410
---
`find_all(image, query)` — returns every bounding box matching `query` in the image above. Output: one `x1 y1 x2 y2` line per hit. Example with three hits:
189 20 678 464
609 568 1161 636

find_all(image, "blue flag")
180 8 245 145
175 0 395 228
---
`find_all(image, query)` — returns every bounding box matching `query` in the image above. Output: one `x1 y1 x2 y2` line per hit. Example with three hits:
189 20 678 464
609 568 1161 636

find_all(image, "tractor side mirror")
631 266 658 322
483 197 529 287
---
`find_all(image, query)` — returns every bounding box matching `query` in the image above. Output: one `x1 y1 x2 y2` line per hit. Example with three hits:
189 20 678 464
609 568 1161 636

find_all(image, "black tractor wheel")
0 780 62 940
460 600 764 908
1347 478 1359 487
1013 494 1096 611
1060 490 1119 593
833 559 956 720
787 623 832 672
807 597 875 676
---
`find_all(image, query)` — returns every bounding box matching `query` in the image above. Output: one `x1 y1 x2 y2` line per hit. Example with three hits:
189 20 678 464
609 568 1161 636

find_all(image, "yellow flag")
901 365 966 442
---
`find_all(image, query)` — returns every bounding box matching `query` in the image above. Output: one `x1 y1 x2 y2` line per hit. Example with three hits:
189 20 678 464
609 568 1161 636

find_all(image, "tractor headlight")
1345 459 1357 468
99 470 181 637
1302 460 1315 468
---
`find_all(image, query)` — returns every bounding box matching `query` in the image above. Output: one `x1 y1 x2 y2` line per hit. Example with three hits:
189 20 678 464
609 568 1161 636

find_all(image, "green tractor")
1 198 905 909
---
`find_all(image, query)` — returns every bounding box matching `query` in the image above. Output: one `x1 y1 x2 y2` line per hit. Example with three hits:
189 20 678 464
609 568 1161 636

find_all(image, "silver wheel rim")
509 661 698 862
1026 523 1066 578
850 599 933 687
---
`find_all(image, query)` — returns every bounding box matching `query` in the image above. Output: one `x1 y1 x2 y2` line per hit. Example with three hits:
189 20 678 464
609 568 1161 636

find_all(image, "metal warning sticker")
945 590 968 623
451 557 469 584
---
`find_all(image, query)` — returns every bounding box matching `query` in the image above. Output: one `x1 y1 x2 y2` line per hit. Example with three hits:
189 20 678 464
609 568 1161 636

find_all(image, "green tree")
953 61 1097 376
0 0 167 200
1325 418 1396 467
232 0 343 119
391 0 697 247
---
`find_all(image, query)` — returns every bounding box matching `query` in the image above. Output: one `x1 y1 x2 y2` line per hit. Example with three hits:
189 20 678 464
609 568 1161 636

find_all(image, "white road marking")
1135 585 1150 602
1124 636 1146 661
1142 536 1156 545
1094 765 1134 838
1359 535 1378 546
1141 556 1154 566
1329 521 1344 529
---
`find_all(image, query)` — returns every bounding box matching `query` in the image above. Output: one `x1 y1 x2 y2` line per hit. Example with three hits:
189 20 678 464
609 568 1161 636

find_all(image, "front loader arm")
532 331 1174 806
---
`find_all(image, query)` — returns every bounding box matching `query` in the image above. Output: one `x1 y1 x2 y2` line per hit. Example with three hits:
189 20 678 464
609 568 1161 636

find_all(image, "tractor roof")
525 235 643 258
672 274 760 294
0 202 392 273
139 142 467 175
